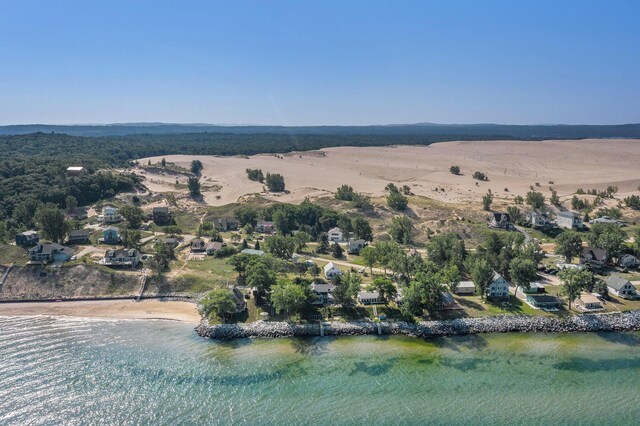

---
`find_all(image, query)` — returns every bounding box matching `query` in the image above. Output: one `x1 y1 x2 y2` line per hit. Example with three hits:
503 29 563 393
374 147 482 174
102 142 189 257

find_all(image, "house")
256 221 274 234
241 248 265 256
230 287 247 314
102 226 122 244
190 239 206 253
619 254 639 269
523 282 545 294
67 229 91 244
486 272 510 299
28 243 73 263
99 206 121 224
206 242 223 255
156 237 179 249
556 210 584 230
324 261 342 279
488 212 511 229
215 218 238 232
311 282 335 305
357 290 381 304
328 227 344 242
606 276 639 300
348 239 366 255
15 230 39 246
152 207 171 225
439 291 457 309
454 280 476 296
579 247 608 269
100 248 141 268
526 294 562 309
575 293 604 311
528 211 552 229
590 216 625 227
66 166 86 176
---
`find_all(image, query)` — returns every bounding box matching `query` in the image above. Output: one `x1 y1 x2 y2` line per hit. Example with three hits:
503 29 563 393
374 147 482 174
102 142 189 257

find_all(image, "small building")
357 290 380 305
590 216 624 227
523 282 545 294
230 287 247 314
439 291 457 309
100 249 141 268
67 229 91 244
575 293 604 311
66 166 86 176
256 221 274 234
328 227 344 243
454 281 476 296
190 239 206 253
156 237 179 249
606 276 639 300
99 206 122 224
324 261 342 279
152 207 171 225
311 282 335 305
15 230 39 246
488 212 511 229
556 210 584 230
487 272 510 299
241 248 265 256
347 239 366 255
526 294 562 309
28 243 73 263
619 254 639 269
215 218 238 232
528 211 552 229
579 247 608 269
206 241 224 255
102 226 122 245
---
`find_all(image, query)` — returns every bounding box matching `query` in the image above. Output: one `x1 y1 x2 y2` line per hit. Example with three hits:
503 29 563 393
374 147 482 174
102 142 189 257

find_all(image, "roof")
620 254 637 260
153 206 169 213
558 210 577 218
581 247 607 261
158 237 178 244
349 239 365 246
18 230 38 237
66 166 84 171
578 293 601 304
241 248 265 255
104 226 119 232
206 242 223 251
105 248 140 258
328 227 342 234
324 261 339 272
528 294 561 303
68 229 90 237
606 276 633 291
492 212 510 221
440 291 455 304
358 291 379 299
29 243 69 255
458 281 475 289
311 283 335 293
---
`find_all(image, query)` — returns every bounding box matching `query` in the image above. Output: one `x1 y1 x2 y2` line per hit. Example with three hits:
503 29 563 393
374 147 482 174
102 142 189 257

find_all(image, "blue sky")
1 0 639 125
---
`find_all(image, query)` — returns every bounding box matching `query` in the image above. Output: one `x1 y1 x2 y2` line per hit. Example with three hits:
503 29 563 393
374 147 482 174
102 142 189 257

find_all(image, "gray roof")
206 242 223 251
558 210 577 218
606 276 633 291
458 281 475 289
241 248 265 255
311 283 335 294
29 243 70 255
18 230 38 237
581 247 607 261
69 229 90 237
528 294 561 304
105 248 139 258
358 291 379 299
153 207 169 213
104 226 119 232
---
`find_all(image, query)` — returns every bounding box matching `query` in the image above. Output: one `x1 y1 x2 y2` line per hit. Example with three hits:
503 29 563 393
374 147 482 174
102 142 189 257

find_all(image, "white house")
348 239 366 254
311 282 335 305
327 227 344 243
454 281 476 296
619 254 639 269
606 276 638 300
486 272 510 299
556 211 584 230
99 206 122 224
100 249 141 268
528 211 552 228
324 261 342 279
357 290 380 304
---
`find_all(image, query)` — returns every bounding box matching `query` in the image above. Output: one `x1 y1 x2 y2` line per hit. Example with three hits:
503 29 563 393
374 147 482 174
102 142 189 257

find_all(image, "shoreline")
0 299 201 324
196 310 640 340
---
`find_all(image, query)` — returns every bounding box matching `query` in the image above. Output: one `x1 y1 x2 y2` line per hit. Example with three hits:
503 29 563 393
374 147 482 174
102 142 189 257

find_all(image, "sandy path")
138 139 640 206
0 300 201 324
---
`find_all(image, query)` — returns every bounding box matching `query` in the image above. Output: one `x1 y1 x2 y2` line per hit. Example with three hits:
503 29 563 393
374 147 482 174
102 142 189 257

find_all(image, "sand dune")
139 139 640 205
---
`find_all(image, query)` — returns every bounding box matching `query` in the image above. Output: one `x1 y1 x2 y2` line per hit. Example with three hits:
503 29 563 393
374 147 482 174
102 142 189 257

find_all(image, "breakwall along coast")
195 310 640 340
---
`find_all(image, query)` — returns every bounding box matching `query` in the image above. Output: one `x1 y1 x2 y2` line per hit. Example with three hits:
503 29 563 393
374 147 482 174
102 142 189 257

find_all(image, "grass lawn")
0 244 28 266
450 295 555 318
182 256 237 282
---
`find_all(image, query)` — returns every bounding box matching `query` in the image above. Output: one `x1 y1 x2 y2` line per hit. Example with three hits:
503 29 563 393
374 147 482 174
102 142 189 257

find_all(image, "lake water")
1 316 640 425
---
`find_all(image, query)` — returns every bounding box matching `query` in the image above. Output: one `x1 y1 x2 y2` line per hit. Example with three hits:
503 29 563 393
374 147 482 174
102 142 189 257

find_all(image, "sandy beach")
0 299 201 324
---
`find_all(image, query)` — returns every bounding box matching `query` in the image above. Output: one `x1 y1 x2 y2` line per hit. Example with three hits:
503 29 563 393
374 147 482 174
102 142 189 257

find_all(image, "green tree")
509 257 536 297
386 190 408 211
352 217 373 242
526 191 545 209
200 289 236 321
188 177 201 196
317 233 330 254
559 268 594 310
332 242 344 258
35 205 68 243
270 281 307 317
246 260 277 293
449 165 460 175
469 258 494 299
229 253 252 278
293 231 311 253
191 159 203 174
441 264 461 294
360 246 378 274
265 173 286 192
264 235 295 259
332 273 361 308
426 233 467 270
124 229 142 250
161 157 166 167
368 277 397 305
65 195 78 213
335 184 355 201
555 232 582 262
586 223 626 258
550 190 560 206
245 168 265 182
120 205 145 229
389 216 413 244
401 272 443 316
482 190 493 211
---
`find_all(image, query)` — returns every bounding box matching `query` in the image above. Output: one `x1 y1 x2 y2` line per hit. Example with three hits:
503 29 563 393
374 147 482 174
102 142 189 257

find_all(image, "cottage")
156 237 179 248
619 254 639 269
579 247 608 269
230 287 247 314
15 230 39 246
328 227 344 243
206 241 223 255
606 276 638 300
526 294 562 309
99 206 121 224
311 282 335 305
348 239 366 255
590 216 625 227
357 290 380 305
100 248 141 268
28 243 73 263
487 272 510 299
454 280 476 296
523 282 545 294
528 211 552 228
256 221 274 234
190 239 206 253
66 166 86 176
324 261 342 279
488 212 511 230
102 226 122 244
241 248 265 256
556 211 584 230
152 207 171 225
67 229 91 244
215 218 238 232
575 293 604 311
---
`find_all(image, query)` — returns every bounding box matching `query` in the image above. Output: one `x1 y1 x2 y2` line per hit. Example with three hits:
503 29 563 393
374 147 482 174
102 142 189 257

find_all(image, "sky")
1 0 639 126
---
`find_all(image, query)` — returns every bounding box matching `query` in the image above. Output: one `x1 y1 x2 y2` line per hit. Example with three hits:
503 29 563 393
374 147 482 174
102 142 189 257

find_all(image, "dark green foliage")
265 173 285 192
389 216 413 244
335 185 356 201
472 171 488 181
191 160 203 174
188 177 201 196
386 186 408 211
555 232 582 262
449 165 460 175
482 190 493 211
245 168 264 182
624 195 640 210
332 242 343 258
120 205 145 229
525 191 545 209
35 205 68 243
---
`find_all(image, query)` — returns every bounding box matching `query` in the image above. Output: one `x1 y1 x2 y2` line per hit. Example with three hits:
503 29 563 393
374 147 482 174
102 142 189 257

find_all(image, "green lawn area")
181 256 237 282
0 244 28 266
451 295 555 318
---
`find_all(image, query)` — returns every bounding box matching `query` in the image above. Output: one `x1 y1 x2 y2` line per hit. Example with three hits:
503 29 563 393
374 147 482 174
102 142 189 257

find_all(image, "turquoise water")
1 316 640 425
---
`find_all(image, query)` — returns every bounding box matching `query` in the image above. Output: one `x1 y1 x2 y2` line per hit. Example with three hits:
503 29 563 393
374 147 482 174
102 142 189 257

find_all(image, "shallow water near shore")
2 316 640 425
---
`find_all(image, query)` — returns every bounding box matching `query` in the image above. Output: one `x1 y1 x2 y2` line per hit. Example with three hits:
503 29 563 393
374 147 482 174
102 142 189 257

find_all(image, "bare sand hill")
139 139 640 206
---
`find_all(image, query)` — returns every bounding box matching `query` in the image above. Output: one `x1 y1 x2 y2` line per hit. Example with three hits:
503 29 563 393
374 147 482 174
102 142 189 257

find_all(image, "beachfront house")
579 247 608 269
324 261 342 279
152 207 171 225
67 229 91 244
357 290 381 305
454 280 476 296
156 237 179 249
575 293 604 311
206 241 223 256
556 210 584 230
230 287 247 315
348 239 366 255
606 276 639 300
328 227 344 243
100 248 141 268
28 243 74 263
311 282 335 305
256 221 274 234
487 272 510 299
99 206 121 224
102 226 122 244
528 211 553 229
215 218 238 232
488 212 511 230
15 230 39 246
526 294 562 309
619 254 639 269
